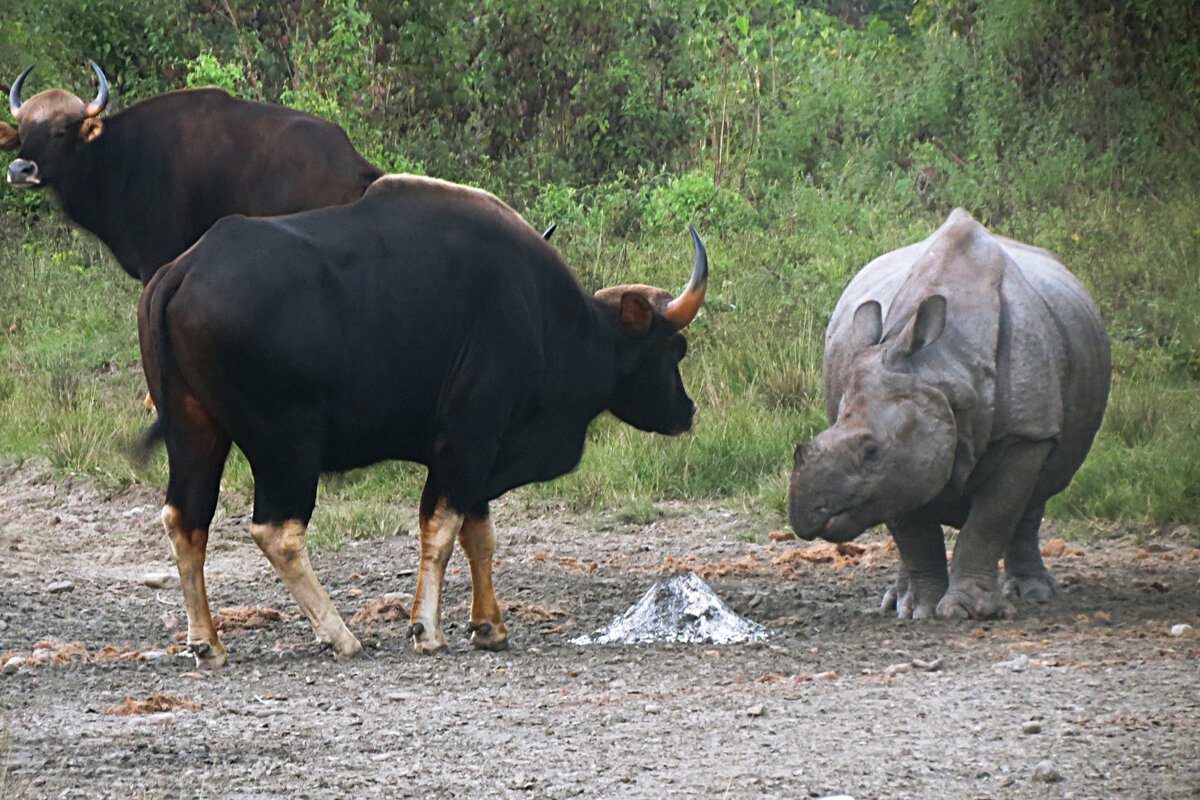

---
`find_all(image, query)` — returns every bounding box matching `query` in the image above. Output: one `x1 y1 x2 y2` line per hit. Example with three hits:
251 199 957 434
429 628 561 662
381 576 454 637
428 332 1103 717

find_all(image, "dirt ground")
1 464 1197 799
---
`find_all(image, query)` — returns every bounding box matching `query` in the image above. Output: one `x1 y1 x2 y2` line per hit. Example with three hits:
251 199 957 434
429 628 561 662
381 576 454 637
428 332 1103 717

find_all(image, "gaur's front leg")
408 497 463 655
458 512 509 651
937 440 1054 619
1002 501 1063 602
882 515 948 619
251 519 362 661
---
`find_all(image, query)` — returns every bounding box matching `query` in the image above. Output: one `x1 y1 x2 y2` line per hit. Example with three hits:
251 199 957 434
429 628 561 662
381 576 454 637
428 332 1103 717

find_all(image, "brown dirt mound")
351 596 411 624
3 639 141 667
504 600 567 623
1042 538 1086 557
104 693 201 716
213 606 284 634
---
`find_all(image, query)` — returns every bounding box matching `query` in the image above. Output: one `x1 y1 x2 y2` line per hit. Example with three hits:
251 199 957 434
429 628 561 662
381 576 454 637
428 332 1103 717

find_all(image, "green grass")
1 177 1197 549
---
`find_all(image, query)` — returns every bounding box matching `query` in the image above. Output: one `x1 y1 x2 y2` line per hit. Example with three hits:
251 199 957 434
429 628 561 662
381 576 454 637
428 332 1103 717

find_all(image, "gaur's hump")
365 174 525 223
360 173 540 236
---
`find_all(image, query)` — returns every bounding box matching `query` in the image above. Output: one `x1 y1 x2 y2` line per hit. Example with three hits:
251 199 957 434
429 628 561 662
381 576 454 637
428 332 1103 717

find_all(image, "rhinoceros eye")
863 441 880 462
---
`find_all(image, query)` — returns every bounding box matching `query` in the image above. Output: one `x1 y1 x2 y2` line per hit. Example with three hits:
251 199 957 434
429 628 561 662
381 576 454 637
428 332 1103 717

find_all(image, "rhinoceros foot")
936 576 1016 620
1003 571 1063 603
881 570 947 620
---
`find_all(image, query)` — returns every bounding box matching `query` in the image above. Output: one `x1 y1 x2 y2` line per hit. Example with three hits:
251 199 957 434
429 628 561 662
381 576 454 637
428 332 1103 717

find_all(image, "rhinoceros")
788 209 1110 620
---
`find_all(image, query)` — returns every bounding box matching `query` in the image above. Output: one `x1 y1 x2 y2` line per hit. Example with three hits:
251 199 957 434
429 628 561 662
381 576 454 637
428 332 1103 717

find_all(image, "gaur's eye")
52 129 66 139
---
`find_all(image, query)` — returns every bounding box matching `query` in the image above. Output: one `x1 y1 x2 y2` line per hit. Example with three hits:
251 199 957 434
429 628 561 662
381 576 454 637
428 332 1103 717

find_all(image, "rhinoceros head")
788 295 958 542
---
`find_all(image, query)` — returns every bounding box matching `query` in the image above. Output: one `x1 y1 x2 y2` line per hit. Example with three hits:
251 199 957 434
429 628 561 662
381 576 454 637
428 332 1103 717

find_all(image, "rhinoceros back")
824 211 1110 501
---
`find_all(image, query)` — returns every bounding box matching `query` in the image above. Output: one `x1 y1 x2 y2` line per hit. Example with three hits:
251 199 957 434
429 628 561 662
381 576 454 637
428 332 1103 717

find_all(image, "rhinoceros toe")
882 571 946 620
937 578 1016 620
1003 571 1063 603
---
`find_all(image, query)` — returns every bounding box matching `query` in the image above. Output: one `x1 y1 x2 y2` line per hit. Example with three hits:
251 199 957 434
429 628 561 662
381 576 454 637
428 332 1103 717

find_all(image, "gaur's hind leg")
882 515 948 620
249 455 361 661
1002 501 1063 602
458 511 509 651
408 490 463 655
938 440 1054 620
161 399 231 668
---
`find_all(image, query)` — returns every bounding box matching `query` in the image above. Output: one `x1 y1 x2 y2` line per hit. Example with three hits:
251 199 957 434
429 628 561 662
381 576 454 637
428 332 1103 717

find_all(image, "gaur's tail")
132 418 166 465
131 262 186 466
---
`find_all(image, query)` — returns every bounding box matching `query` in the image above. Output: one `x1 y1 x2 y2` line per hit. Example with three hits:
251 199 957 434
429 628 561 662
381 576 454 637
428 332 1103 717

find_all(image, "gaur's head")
1 62 109 189
788 294 957 542
595 226 707 436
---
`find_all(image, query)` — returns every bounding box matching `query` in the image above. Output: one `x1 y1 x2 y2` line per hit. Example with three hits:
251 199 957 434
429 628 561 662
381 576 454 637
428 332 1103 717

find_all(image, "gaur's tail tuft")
131 418 166 466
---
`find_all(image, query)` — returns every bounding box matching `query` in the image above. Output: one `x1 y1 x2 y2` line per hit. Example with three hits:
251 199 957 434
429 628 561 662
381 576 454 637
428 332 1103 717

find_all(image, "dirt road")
1 466 1197 799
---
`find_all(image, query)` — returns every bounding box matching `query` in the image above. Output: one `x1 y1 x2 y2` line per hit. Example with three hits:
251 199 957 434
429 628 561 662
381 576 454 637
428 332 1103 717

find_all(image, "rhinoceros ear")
898 294 947 356
851 300 883 350
793 442 808 469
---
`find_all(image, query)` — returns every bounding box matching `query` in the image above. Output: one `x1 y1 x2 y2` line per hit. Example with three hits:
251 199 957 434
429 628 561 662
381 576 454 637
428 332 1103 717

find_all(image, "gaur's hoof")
189 640 227 669
468 621 510 651
331 637 365 663
408 621 448 655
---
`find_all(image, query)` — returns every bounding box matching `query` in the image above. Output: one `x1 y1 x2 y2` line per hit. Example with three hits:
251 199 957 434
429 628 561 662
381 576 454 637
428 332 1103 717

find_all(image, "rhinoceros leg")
937 440 1054 620
1002 501 1064 602
882 516 948 620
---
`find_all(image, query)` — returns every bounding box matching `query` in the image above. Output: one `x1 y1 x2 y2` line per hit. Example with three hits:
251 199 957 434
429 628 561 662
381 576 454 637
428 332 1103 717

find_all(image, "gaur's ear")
851 300 883 350
0 122 18 150
79 117 104 143
898 294 946 356
618 292 655 334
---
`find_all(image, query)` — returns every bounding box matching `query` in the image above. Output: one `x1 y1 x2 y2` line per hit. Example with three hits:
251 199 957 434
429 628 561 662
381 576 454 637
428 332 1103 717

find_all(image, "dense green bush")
1 1 1197 529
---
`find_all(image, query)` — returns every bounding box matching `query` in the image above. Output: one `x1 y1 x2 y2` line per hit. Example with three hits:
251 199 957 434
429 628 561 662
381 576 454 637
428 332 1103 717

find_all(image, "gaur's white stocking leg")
250 520 362 660
162 505 226 667
938 440 1055 620
458 513 509 650
408 499 463 654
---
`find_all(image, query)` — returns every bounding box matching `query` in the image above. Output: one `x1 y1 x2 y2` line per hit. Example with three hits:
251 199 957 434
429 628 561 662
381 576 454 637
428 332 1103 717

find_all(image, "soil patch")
1 466 1197 798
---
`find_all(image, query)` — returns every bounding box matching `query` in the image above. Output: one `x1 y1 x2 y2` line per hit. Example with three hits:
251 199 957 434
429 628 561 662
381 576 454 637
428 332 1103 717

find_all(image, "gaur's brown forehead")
15 89 87 124
594 284 673 314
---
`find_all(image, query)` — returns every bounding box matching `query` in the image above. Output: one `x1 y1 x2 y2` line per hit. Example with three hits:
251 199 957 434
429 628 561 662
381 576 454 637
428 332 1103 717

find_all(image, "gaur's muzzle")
7 159 39 185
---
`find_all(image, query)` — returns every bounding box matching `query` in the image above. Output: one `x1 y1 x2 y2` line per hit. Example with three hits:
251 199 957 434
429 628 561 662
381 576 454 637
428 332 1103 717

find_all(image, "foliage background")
1 0 1197 540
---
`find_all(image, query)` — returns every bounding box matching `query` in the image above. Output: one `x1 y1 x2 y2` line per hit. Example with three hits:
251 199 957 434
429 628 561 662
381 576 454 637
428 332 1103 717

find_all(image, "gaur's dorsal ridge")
366 174 533 232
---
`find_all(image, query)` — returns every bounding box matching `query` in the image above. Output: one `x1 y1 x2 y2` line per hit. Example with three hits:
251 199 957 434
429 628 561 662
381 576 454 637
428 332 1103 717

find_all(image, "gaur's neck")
53 117 150 281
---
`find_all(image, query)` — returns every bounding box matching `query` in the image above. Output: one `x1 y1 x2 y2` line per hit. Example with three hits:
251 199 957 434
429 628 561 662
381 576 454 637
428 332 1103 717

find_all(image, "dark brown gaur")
1 61 382 284
136 174 709 665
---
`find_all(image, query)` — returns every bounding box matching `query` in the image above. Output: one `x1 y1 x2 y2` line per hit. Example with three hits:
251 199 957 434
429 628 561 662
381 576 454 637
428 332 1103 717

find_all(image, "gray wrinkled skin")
788 208 1110 620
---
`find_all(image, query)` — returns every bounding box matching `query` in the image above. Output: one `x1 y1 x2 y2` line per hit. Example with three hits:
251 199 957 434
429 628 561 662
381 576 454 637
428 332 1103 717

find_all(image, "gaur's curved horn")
542 223 557 241
9 65 32 119
663 224 708 330
83 60 108 117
